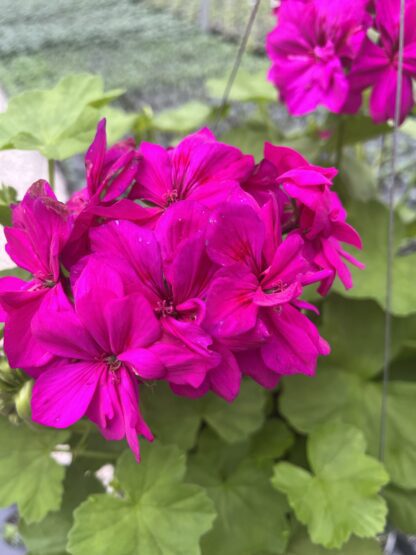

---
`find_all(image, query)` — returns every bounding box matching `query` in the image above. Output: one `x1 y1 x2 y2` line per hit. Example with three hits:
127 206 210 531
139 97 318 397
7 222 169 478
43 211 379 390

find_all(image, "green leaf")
99 106 137 145
282 133 323 164
207 70 277 103
286 526 382 555
326 115 391 149
320 295 416 378
0 184 17 226
400 117 416 140
67 443 216 555
384 485 416 535
0 267 31 280
222 122 280 161
334 200 416 315
390 347 416 380
0 74 123 160
249 418 294 462
141 383 202 450
272 421 388 549
141 380 266 449
188 430 289 555
20 462 103 555
203 380 266 443
0 418 69 523
280 369 416 489
154 101 212 134
338 151 378 202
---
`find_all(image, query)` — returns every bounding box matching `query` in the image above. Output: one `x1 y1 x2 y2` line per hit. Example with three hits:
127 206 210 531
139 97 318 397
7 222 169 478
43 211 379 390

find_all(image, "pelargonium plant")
0 119 363 461
267 0 416 123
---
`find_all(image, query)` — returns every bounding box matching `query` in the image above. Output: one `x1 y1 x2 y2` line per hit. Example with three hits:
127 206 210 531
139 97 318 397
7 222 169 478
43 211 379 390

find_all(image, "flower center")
164 188 179 207
313 42 335 63
155 299 176 318
104 355 122 384
263 279 288 295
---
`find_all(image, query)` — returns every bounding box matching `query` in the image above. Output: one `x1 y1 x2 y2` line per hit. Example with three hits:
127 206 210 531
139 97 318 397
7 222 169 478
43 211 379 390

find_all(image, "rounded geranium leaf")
0 417 69 523
67 443 216 555
272 421 388 549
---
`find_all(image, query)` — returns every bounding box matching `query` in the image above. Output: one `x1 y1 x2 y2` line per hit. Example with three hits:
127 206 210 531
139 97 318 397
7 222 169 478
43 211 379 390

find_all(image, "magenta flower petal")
32 283 101 360
207 203 264 271
104 294 161 354
5 180 70 280
4 287 53 368
206 266 259 337
118 349 164 380
171 236 216 303
31 360 102 428
86 119 107 198
261 305 330 376
118 367 153 461
89 221 164 303
236 349 281 389
155 200 209 266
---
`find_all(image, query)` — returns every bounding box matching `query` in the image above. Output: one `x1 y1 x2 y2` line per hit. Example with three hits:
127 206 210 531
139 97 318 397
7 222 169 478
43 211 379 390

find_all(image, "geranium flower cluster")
267 0 416 123
0 121 362 460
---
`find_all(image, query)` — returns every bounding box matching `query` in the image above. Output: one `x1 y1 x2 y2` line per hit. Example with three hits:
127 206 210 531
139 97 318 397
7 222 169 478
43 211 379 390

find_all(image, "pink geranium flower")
64 119 143 266
0 181 70 368
266 0 368 115
347 0 416 123
89 201 241 401
129 128 254 217
0 122 365 460
30 257 163 461
67 119 139 216
259 144 363 293
205 200 330 387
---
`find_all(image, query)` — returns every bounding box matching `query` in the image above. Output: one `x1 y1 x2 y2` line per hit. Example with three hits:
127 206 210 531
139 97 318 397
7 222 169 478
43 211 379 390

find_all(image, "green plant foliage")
188 430 290 555
222 122 280 160
334 200 416 315
153 101 212 134
0 184 17 226
338 151 378 201
280 370 416 489
272 422 388 549
0 417 69 523
19 463 103 555
326 115 391 149
99 106 138 146
207 70 277 103
0 74 123 160
384 485 416 535
249 418 294 463
0 266 31 280
204 380 266 442
285 526 382 555
67 443 216 555
141 380 266 449
320 295 416 378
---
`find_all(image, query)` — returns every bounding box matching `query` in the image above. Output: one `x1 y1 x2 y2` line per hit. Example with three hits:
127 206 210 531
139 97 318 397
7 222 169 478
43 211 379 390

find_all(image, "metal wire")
213 0 262 132
379 0 406 462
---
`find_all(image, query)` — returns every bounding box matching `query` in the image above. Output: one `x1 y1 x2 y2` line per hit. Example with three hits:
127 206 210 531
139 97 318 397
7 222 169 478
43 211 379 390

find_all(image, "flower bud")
14 379 33 421
0 359 32 422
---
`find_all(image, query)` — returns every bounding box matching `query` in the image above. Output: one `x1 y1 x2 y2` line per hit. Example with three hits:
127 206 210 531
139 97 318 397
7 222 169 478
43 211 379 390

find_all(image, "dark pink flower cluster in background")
267 0 416 123
0 121 363 460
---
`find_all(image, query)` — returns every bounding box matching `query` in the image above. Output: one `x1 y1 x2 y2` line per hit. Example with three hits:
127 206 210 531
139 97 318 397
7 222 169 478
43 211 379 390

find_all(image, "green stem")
54 447 118 461
72 428 91 461
48 159 55 189
335 117 345 169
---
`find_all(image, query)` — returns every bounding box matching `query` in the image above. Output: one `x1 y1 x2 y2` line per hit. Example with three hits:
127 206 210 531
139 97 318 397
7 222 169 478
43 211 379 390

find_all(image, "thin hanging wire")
213 0 263 133
379 0 406 462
